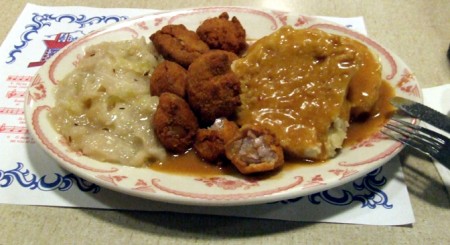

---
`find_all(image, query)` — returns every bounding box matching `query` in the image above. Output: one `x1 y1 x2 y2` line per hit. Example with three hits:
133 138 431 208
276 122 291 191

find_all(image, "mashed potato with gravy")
49 38 166 167
233 26 383 160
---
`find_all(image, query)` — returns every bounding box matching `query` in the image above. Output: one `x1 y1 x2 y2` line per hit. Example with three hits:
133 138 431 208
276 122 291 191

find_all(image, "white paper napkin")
423 84 450 196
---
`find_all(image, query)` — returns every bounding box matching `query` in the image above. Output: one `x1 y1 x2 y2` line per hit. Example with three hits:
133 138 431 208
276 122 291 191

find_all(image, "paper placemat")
0 3 415 226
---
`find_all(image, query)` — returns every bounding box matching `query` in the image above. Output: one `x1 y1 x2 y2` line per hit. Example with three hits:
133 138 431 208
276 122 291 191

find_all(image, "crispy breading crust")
225 125 284 174
194 118 239 163
187 50 241 125
153 92 199 153
150 24 209 68
196 12 247 55
150 60 187 98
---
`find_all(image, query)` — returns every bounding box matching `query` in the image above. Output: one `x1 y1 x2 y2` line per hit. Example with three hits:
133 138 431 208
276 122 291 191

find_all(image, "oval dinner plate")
24 7 422 206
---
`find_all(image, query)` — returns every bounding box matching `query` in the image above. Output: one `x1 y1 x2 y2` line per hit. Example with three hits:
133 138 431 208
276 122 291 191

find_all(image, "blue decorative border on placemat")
274 167 393 209
0 162 392 209
0 162 100 193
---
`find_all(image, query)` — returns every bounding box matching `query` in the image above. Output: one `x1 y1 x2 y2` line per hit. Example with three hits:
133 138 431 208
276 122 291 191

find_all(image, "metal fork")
382 118 450 168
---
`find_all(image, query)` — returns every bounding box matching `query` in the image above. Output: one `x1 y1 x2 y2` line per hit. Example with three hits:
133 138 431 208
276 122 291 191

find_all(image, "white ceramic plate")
24 7 422 206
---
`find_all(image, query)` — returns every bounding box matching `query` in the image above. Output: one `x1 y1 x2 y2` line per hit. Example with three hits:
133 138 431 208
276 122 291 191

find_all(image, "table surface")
1 0 449 244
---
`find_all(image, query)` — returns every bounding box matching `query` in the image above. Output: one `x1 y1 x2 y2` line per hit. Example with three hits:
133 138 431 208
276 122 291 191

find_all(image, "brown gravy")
232 26 384 160
345 81 396 145
150 150 236 176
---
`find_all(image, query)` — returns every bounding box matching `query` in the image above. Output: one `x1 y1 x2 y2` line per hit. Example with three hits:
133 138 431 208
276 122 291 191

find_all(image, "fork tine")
382 117 448 155
381 127 438 156
384 118 450 168
390 118 448 144
385 122 442 150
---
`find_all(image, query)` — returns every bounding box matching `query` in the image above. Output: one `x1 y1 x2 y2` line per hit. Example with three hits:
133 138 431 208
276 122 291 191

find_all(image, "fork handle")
391 97 450 133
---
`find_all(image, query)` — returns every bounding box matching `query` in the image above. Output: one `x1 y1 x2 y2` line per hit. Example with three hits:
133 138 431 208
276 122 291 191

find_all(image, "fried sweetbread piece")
150 24 210 68
225 125 284 174
150 60 187 98
196 12 247 55
187 50 241 125
153 92 199 153
194 118 239 163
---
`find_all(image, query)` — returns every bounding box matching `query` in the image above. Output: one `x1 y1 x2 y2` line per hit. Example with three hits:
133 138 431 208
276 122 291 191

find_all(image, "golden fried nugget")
150 24 210 68
196 12 247 55
150 60 187 98
194 118 239 163
225 125 284 174
187 50 241 125
153 93 199 153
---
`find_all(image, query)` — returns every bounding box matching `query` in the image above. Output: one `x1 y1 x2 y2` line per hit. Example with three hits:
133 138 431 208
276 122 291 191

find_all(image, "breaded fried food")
194 118 239 163
150 60 187 98
187 50 241 125
225 125 284 175
196 12 247 55
153 92 199 153
150 24 210 68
